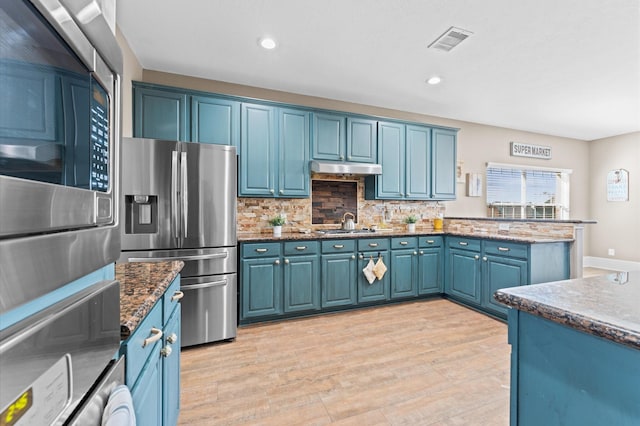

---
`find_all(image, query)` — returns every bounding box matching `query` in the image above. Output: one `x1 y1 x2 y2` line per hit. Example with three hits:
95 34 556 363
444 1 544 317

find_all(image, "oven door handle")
126 252 229 263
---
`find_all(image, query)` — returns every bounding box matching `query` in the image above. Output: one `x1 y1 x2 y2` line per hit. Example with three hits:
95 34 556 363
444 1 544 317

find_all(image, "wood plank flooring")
179 299 510 425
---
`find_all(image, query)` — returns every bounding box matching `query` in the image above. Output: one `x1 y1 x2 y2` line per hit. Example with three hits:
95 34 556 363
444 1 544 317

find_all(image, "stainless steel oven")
0 0 122 311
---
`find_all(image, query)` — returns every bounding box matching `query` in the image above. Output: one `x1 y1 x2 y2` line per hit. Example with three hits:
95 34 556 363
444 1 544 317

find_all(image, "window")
486 163 571 219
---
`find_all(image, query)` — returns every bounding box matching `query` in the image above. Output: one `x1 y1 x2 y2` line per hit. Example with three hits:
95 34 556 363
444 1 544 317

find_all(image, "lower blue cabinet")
241 257 283 318
122 275 182 426
321 252 357 308
390 237 419 299
446 247 482 305
284 254 321 313
357 251 391 303
418 247 442 295
482 255 527 316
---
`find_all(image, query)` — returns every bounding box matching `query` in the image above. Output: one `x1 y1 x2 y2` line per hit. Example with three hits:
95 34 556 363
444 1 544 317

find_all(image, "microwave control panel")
90 82 110 192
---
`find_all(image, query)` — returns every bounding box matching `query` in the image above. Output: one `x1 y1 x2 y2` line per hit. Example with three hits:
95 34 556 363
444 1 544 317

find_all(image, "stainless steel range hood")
310 160 382 175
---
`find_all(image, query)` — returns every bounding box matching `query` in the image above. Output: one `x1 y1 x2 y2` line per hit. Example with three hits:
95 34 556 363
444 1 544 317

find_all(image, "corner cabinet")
445 237 569 318
239 103 310 197
121 275 182 426
365 123 457 201
312 113 377 163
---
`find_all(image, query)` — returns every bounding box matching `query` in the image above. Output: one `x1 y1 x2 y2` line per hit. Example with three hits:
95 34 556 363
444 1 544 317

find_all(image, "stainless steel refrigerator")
118 137 237 347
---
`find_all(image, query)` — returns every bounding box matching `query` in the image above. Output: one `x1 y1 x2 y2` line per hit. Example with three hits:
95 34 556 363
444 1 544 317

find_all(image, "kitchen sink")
316 229 377 235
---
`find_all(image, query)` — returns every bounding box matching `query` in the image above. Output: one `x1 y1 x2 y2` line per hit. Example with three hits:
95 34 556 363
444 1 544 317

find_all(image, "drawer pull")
295 246 307 251
458 242 468 246
143 327 163 347
368 243 379 247
171 290 184 302
399 241 408 246
255 248 268 253
498 247 510 252
333 244 344 249
426 240 435 244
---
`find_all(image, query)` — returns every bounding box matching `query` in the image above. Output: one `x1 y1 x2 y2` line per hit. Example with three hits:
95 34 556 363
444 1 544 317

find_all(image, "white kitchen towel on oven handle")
362 257 376 284
102 384 136 426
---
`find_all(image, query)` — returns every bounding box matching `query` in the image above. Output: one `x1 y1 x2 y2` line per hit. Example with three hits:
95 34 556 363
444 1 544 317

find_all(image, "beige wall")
588 132 640 262
116 27 142 137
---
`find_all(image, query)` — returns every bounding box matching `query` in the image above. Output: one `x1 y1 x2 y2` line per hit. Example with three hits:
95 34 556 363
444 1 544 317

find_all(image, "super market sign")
510 142 552 160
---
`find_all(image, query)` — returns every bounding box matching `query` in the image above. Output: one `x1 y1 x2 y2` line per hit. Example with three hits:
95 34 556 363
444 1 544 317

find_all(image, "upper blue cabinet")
365 122 457 200
312 113 377 163
134 85 188 141
191 96 239 147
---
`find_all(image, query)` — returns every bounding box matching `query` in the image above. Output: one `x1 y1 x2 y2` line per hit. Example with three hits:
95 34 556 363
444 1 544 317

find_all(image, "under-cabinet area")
238 233 570 325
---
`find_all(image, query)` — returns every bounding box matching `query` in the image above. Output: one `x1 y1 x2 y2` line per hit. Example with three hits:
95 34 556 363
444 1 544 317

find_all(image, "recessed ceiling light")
426 76 442 85
259 37 277 50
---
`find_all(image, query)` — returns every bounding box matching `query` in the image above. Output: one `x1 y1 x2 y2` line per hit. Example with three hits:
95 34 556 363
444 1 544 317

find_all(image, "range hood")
310 160 382 175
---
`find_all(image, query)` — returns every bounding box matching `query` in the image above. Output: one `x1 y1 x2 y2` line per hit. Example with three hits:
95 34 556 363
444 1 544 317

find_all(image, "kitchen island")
494 271 640 425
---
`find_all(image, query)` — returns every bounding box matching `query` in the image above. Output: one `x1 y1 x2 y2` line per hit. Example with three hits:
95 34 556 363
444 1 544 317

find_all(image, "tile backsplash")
312 180 358 224
237 174 445 234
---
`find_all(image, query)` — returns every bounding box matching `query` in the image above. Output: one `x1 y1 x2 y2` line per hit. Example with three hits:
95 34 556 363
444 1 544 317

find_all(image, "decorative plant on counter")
404 215 418 224
404 215 418 233
268 215 286 237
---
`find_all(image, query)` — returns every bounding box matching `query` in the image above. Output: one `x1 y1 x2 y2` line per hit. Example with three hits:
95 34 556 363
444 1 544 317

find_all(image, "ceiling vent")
428 26 473 52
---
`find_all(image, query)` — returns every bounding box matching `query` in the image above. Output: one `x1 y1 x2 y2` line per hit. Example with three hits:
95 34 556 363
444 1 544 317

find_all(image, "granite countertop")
494 271 640 350
116 260 184 339
238 230 572 244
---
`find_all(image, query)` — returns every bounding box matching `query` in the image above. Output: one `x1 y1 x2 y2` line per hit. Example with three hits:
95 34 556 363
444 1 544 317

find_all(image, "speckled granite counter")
238 230 572 244
495 271 640 350
116 261 184 339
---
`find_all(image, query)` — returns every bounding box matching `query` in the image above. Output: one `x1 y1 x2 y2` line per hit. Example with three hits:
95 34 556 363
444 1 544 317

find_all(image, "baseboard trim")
583 256 640 272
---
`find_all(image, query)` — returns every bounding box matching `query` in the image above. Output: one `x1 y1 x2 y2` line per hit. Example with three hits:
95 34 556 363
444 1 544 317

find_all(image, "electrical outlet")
498 223 510 232
608 248 615 256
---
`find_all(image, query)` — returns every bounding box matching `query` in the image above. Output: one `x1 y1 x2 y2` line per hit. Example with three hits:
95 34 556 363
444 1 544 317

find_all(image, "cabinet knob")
474 255 480 260
274 259 280 265
351 255 356 260
340 155 344 160
167 333 178 344
419 250 424 255
406 193 410 196
161 345 173 358
279 190 284 195
347 156 352 161
270 189 275 194
482 256 488 262
359 254 364 259
284 258 290 264
413 251 418 256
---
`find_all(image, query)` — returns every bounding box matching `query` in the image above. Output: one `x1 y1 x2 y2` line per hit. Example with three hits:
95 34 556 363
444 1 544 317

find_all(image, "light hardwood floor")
179 299 510 425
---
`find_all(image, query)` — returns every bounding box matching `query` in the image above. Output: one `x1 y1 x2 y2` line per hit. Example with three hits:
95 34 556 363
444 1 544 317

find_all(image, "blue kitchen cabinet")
418 236 443 295
312 112 346 161
121 275 182 426
312 113 376 163
373 121 405 198
239 103 277 196
134 86 188 141
445 237 482 306
278 108 310 197
321 240 357 308
241 256 283 318
431 128 457 200
346 117 377 163
190 95 239 147
239 103 309 197
356 238 391 303
390 237 419 299
483 255 527 316
283 254 320 313
405 125 431 199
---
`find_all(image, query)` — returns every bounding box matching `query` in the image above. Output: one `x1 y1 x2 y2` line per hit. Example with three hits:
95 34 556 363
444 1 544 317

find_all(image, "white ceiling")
116 0 640 141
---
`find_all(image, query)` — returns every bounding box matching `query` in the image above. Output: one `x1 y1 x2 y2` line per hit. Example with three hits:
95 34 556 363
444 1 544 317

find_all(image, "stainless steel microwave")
0 0 123 313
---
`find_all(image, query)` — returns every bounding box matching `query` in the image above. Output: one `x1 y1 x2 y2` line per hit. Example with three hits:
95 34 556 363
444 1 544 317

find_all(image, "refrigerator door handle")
126 252 229 263
181 279 228 291
171 151 179 239
180 151 188 238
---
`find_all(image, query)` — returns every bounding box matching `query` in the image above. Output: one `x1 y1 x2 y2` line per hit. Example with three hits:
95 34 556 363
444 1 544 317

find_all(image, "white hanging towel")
373 257 387 280
101 384 137 426
362 258 376 284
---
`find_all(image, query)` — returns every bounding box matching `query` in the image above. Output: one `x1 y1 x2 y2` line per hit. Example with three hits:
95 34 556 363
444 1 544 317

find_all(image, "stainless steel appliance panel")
180 273 237 347
120 247 237 277
120 137 180 250
0 279 121 425
181 142 237 248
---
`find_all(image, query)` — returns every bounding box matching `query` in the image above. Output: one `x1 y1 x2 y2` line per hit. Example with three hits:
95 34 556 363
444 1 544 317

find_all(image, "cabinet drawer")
391 237 418 250
284 241 319 256
123 301 163 386
418 236 443 248
322 239 356 254
447 236 481 252
241 242 282 258
357 238 390 252
484 240 528 259
162 275 181 322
